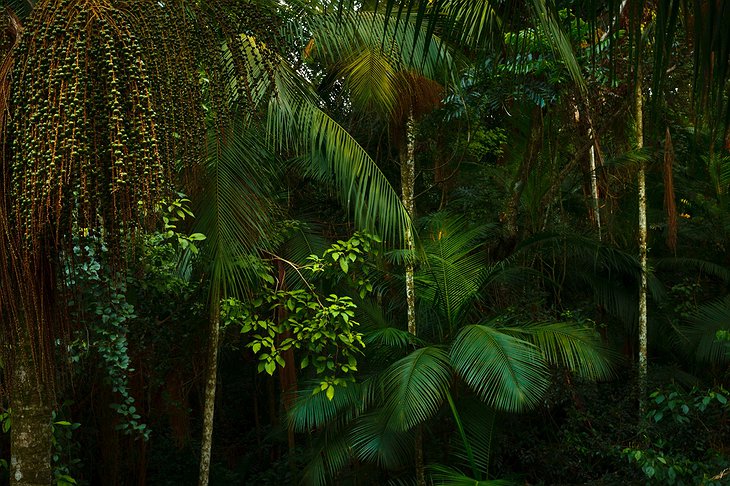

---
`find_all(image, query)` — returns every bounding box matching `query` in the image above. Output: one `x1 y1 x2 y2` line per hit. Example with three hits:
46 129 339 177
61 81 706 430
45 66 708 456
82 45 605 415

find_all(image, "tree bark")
198 297 221 486
399 110 425 486
10 335 52 486
401 111 417 337
635 66 648 415
588 128 602 241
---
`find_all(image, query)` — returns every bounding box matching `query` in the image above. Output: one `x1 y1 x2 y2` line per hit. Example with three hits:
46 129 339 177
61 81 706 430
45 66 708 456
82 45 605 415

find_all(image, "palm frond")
342 46 402 115
450 324 549 412
302 10 455 84
268 62 410 244
435 0 501 49
350 412 414 469
379 346 453 431
684 296 730 365
417 213 491 326
193 123 278 299
289 380 371 432
655 257 730 283
527 0 586 96
301 426 355 486
365 326 423 349
447 395 496 478
428 465 517 486
503 322 615 380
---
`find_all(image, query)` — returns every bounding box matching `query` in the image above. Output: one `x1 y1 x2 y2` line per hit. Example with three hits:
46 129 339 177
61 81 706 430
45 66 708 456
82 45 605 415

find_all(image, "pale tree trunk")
10 334 52 486
635 68 648 415
198 294 221 486
401 112 417 337
589 128 602 241
399 110 425 486
573 104 603 240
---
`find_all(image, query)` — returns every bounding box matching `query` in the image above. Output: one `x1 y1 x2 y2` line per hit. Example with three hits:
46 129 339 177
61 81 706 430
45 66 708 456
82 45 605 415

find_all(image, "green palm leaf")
289 8 456 119
301 426 356 486
350 412 415 469
684 296 730 364
446 395 496 478
417 214 492 327
289 380 371 433
503 322 615 380
379 346 453 431
436 0 501 49
655 257 730 282
268 62 410 243
222 33 411 244
192 123 278 299
341 46 402 115
428 465 517 485
450 324 549 412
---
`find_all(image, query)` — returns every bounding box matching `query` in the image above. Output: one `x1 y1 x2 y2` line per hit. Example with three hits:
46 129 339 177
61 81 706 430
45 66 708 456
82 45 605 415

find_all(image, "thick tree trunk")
400 111 425 486
635 69 648 414
10 336 52 486
198 297 221 486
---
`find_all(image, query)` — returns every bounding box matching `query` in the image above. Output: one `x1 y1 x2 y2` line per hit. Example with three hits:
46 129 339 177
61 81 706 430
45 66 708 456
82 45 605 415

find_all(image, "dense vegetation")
1 0 729 485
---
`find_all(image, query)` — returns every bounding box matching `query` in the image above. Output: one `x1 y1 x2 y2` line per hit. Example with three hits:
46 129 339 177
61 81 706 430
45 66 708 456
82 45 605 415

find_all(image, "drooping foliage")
0 0 279 386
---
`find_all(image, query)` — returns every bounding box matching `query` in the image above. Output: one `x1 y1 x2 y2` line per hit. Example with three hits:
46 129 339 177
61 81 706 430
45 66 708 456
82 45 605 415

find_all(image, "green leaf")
326 385 335 401
506 322 615 381
264 360 276 375
379 347 453 431
339 258 349 273
450 325 549 412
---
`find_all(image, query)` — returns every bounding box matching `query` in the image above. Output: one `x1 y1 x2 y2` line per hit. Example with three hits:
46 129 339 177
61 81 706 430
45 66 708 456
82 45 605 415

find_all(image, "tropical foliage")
0 0 729 485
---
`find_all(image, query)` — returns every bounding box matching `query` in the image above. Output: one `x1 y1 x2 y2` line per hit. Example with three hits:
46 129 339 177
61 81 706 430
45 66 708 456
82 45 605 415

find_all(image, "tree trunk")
198 296 221 486
10 335 52 486
589 128 602 241
399 110 425 486
573 103 603 240
635 67 648 415
401 111 417 337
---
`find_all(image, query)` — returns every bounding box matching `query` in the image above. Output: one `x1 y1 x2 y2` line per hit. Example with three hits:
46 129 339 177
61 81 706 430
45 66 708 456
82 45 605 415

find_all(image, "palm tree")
0 1 411 484
288 7 455 481
288 213 615 484
191 32 417 483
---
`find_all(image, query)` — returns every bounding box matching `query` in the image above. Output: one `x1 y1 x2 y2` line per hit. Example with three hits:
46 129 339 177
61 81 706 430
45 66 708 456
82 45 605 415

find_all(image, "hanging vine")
0 0 280 390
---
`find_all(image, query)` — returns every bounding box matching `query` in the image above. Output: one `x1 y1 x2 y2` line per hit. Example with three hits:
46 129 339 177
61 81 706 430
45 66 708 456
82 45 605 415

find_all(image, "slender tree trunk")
198 296 221 486
635 67 648 415
574 103 603 240
10 334 52 486
401 112 417 337
589 128 602 241
400 110 425 486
